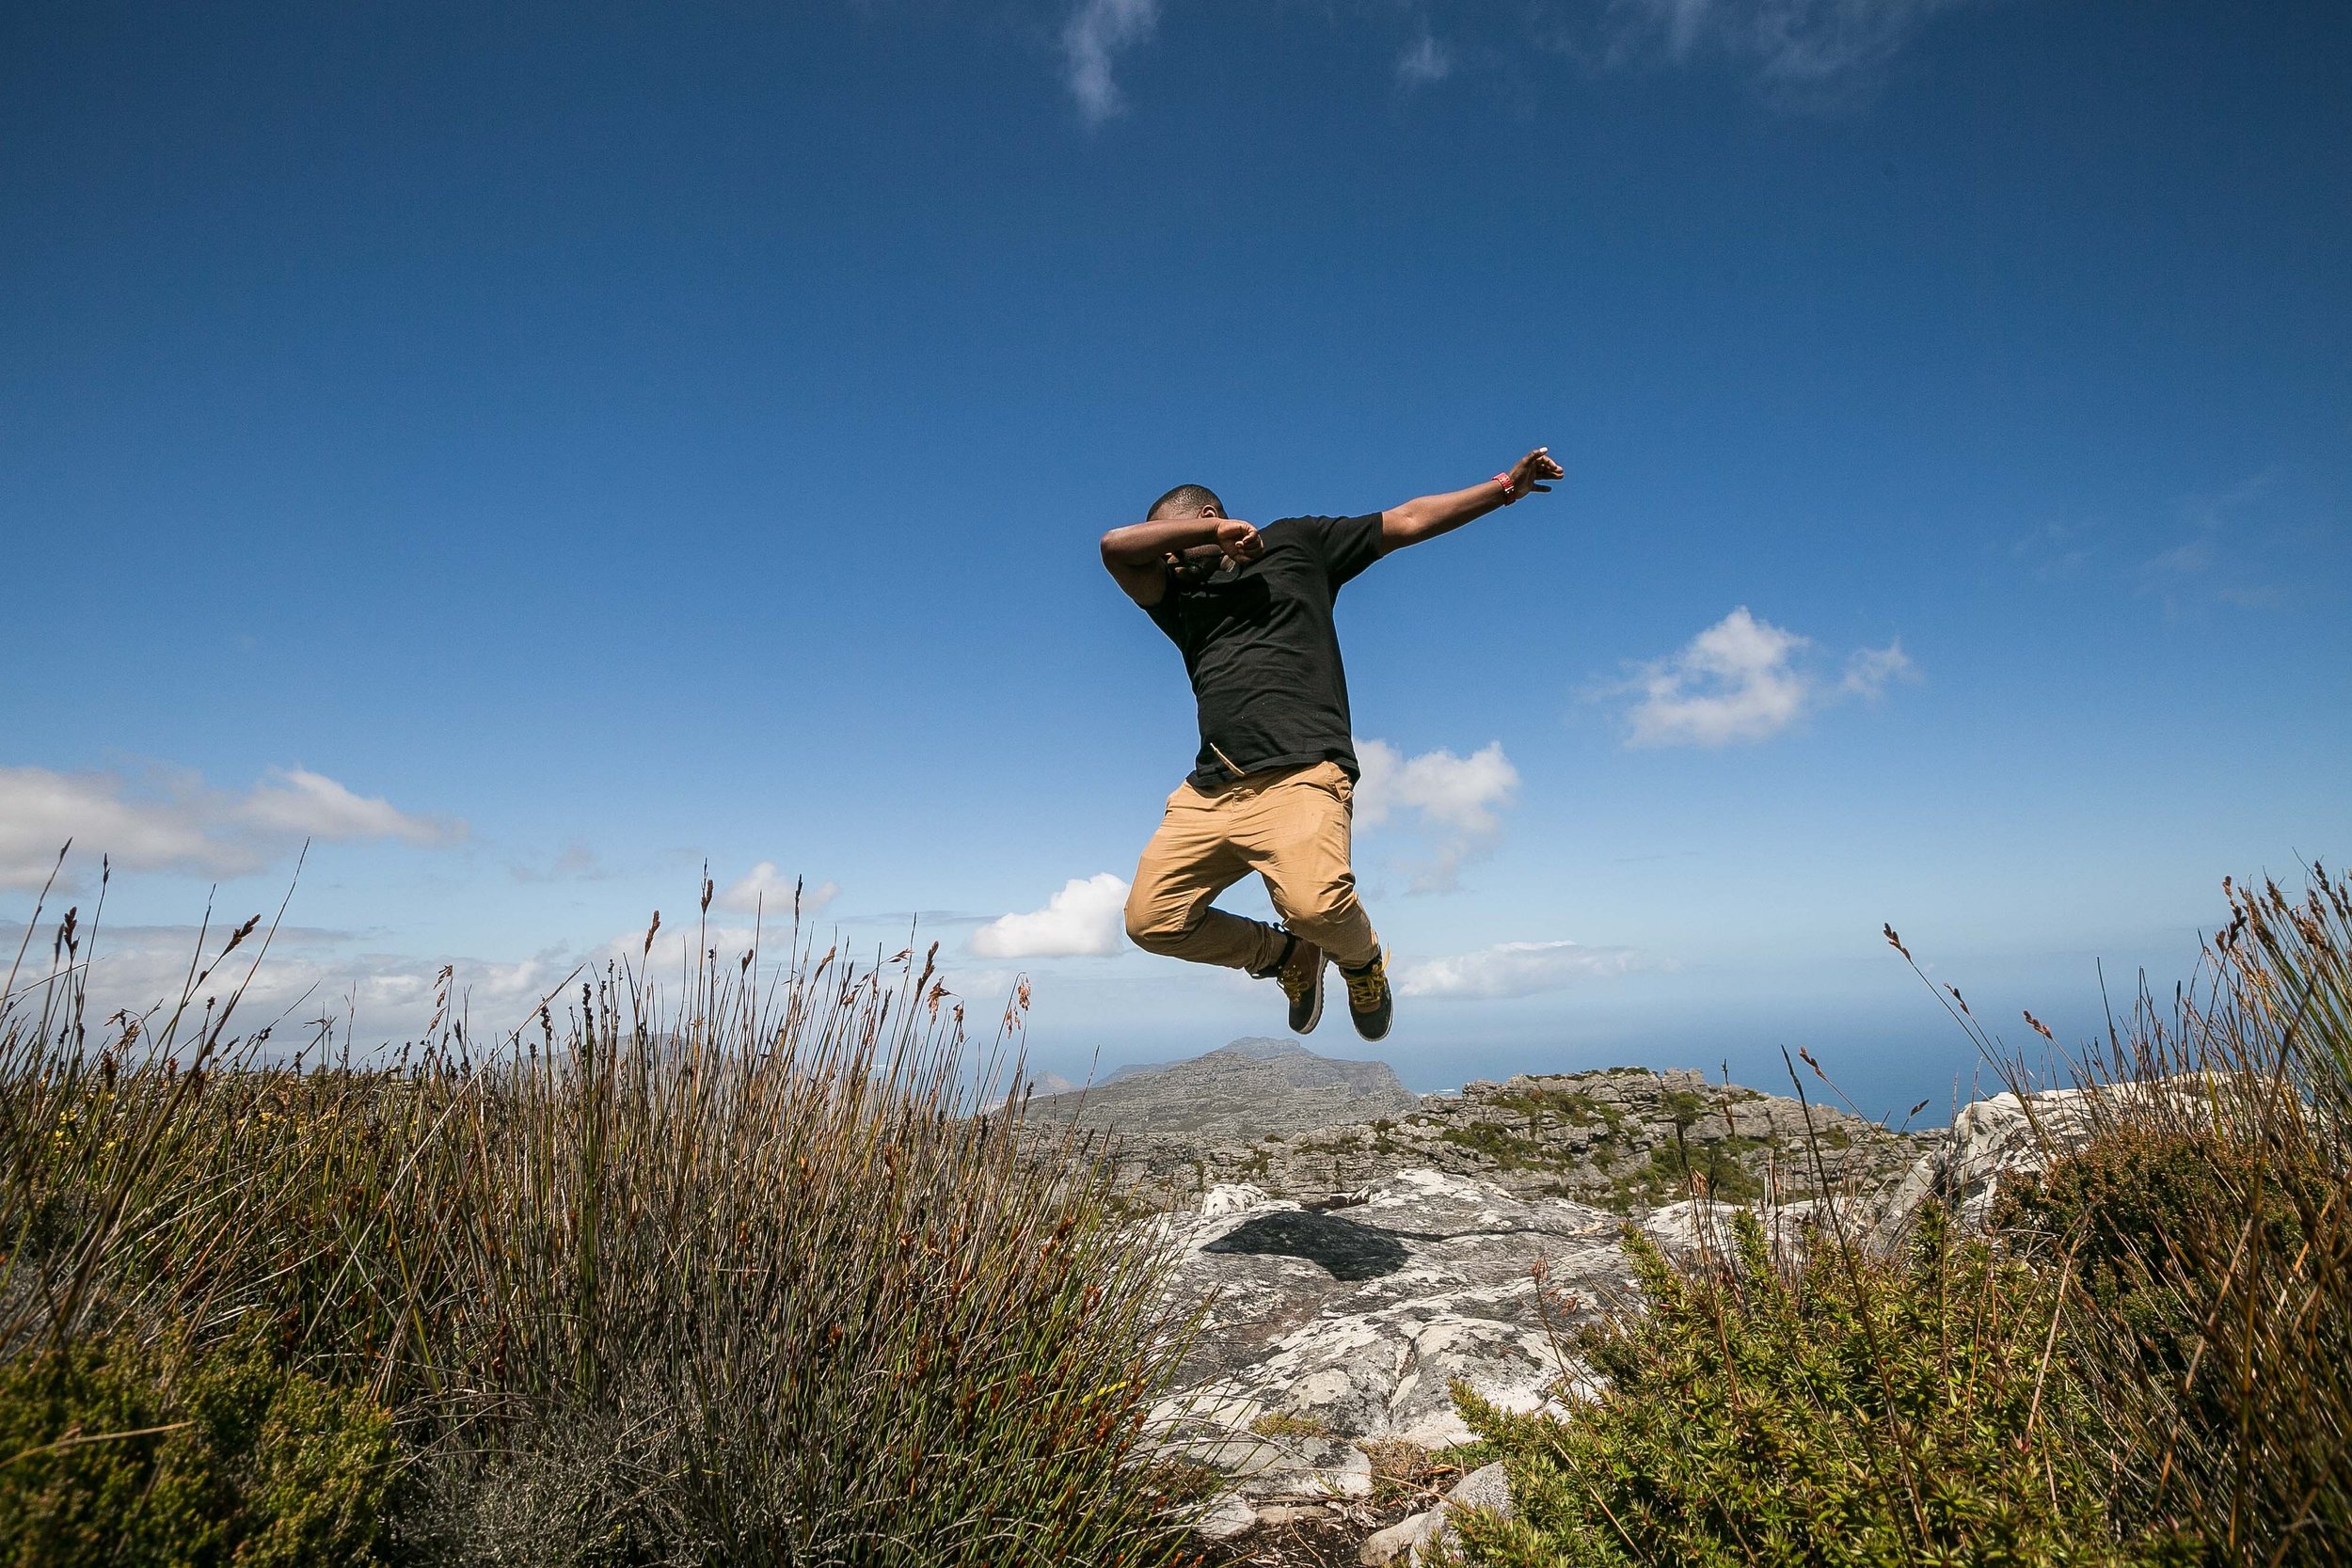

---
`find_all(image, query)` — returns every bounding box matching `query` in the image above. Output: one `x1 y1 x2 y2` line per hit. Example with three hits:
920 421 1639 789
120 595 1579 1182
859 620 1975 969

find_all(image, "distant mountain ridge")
1097 1036 1309 1085
1025 1037 1419 1142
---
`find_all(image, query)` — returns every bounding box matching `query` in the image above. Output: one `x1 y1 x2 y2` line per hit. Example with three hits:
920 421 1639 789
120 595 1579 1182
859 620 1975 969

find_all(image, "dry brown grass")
0 855 1210 1565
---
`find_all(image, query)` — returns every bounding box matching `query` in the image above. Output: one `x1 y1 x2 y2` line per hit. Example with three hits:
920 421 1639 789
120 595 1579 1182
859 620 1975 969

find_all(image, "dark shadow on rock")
1201 1212 1410 1281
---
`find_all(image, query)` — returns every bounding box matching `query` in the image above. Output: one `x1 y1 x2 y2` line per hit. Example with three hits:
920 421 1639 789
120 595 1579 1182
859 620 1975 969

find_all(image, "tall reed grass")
1960 867 2352 1565
1 857 1206 1565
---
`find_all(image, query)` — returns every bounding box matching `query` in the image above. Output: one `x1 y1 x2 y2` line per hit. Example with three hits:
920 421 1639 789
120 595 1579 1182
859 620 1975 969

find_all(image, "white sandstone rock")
1873 1078 2213 1241
1416 1461 1516 1561
1189 1488 1259 1541
1359 1510 1436 1565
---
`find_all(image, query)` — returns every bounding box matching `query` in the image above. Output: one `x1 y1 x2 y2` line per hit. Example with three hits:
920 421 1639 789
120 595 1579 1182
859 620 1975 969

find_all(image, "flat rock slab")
1152 1169 1629 1460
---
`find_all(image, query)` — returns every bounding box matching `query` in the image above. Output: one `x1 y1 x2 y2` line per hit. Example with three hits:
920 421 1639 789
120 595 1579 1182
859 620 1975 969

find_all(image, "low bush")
0 1331 394 1567
1442 1209 2187 1567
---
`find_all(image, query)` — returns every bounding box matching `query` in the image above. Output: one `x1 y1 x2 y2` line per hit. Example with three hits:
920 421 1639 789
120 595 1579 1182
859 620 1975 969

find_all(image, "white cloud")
1354 738 1519 893
1397 31 1453 86
1355 739 1518 834
0 764 464 891
970 873 1130 958
9 918 557 1050
1061 0 1160 123
1042 1 1981 121
238 768 457 845
1394 939 1639 1000
1605 0 1966 90
1621 608 1812 747
1839 641 1915 699
1610 608 1913 748
600 916 769 974
714 863 838 917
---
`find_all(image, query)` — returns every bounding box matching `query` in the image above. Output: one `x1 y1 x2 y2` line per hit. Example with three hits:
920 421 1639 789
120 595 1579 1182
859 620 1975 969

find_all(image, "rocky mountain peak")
1026 1039 1419 1142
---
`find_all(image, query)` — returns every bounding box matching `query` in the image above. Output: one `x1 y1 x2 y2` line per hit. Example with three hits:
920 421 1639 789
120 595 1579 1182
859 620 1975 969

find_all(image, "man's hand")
1504 447 1565 499
1215 517 1263 563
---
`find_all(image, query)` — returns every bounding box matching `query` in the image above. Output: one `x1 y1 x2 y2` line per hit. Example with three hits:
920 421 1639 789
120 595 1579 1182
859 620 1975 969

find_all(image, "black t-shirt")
1142 514 1387 787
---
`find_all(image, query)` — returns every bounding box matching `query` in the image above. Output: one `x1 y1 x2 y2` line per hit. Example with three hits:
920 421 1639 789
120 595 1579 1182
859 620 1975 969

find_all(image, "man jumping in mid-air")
1102 447 1565 1041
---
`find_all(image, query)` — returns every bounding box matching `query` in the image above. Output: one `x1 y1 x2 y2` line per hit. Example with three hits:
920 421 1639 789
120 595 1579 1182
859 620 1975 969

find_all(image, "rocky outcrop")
1151 1169 1627 1533
1159 1081 2192 1554
1872 1077 2208 1240
1026 1037 1419 1147
1105 1066 1929 1213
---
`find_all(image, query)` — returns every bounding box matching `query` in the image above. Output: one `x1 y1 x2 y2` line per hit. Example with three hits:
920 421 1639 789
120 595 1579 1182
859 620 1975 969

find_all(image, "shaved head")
1149 483 1224 520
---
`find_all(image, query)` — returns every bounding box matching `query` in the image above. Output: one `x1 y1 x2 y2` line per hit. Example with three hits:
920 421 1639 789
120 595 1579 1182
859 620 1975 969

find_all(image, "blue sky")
4 0 2346 1114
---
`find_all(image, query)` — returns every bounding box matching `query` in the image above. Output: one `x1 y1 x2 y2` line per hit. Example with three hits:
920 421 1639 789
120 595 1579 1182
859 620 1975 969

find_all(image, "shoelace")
1343 960 1387 1009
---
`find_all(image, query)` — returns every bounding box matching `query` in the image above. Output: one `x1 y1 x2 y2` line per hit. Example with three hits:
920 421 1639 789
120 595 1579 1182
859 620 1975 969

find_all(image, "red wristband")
1493 471 1518 504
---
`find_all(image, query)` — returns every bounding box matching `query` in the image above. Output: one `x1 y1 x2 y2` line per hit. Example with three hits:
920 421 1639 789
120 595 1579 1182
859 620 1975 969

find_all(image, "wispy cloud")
1394 938 1640 999
2137 470 2291 613
970 872 1130 958
713 863 839 917
1354 738 1519 894
1397 31 1454 86
1061 0 1160 123
1839 641 1914 700
2010 517 2100 583
1595 0 1968 95
508 842 612 884
1047 0 1979 118
0 764 464 891
1603 607 1914 748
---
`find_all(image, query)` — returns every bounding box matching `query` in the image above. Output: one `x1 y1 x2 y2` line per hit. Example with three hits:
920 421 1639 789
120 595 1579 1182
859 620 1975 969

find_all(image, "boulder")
1152 1169 1626 1501
1358 1462 1516 1565
1417 1462 1516 1563
1187 1488 1260 1542
1871 1078 2210 1241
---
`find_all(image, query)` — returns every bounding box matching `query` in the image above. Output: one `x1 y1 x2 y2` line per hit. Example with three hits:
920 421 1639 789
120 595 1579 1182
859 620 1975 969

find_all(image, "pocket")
1303 761 1352 807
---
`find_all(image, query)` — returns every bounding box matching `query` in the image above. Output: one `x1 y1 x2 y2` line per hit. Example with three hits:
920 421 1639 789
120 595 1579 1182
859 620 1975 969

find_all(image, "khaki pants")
1123 760 1380 974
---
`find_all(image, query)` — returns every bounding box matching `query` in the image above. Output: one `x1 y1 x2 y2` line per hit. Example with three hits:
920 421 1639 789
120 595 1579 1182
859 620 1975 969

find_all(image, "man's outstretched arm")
1100 511 1264 606
1379 447 1565 553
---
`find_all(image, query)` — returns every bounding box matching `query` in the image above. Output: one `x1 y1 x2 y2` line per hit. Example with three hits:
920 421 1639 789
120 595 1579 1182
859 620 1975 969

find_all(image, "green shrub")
1440 1211 2188 1567
0 1332 394 1567
1623 1133 1767 1207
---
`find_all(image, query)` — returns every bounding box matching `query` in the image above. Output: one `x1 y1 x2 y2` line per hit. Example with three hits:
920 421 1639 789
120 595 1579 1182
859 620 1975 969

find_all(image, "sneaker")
1273 932 1326 1035
1340 951 1393 1042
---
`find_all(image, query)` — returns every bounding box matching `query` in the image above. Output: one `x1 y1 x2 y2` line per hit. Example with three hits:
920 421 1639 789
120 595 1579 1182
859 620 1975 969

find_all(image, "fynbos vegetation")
1440 867 2352 1568
0 860 1205 1565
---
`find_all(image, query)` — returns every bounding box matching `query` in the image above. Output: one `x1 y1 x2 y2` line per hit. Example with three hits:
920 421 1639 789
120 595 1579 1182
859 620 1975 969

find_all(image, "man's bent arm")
1100 515 1260 605
1379 447 1563 553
